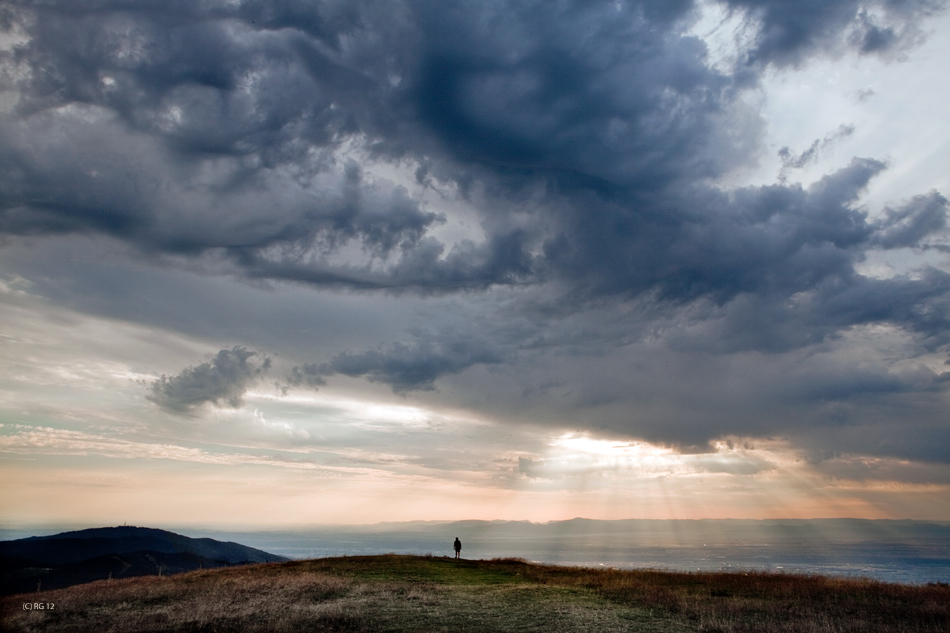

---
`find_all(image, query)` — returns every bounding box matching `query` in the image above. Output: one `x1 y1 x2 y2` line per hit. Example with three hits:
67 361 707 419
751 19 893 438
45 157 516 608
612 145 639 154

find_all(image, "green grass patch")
300 555 536 586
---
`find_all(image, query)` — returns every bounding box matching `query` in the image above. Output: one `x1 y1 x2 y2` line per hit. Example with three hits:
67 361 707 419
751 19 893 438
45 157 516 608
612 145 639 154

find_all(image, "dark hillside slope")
0 526 287 595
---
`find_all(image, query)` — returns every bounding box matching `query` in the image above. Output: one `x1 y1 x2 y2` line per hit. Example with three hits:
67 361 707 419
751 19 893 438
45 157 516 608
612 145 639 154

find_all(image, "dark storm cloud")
290 334 504 392
544 158 884 305
1 1 949 456
532 157 950 358
3 0 944 290
0 110 442 271
234 228 537 291
148 347 271 413
872 192 949 250
0 0 446 285
725 0 943 66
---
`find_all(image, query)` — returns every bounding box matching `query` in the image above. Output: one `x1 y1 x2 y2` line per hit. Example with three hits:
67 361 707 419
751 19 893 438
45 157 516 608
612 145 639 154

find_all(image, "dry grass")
2 555 947 633
488 561 950 633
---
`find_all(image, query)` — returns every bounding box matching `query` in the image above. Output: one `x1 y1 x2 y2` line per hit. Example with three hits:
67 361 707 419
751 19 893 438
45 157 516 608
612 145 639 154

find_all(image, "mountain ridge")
0 526 287 595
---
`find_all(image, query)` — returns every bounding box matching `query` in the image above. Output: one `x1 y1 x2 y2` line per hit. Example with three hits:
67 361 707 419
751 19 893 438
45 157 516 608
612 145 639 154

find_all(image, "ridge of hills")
0 526 288 595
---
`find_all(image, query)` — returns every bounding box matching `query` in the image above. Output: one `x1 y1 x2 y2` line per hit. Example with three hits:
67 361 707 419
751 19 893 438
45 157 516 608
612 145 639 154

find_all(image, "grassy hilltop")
2 555 948 633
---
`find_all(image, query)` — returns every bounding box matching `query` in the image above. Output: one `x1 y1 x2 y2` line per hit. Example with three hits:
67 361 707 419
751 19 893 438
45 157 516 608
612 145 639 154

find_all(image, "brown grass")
2 555 947 633
485 560 950 633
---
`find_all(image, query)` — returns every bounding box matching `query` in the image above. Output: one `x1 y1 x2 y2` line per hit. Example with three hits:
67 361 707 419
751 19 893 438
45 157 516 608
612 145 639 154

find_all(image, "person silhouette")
453 537 461 559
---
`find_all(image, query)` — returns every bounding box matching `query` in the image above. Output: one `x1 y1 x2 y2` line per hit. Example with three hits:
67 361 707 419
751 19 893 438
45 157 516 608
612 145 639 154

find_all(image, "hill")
0 526 287 595
2 554 948 632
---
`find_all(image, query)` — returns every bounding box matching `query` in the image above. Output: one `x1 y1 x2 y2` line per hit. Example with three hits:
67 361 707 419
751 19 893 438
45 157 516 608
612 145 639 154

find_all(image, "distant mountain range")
0 526 288 595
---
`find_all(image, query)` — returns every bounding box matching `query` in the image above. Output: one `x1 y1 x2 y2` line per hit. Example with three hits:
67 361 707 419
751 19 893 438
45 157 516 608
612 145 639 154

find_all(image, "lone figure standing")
453 537 462 559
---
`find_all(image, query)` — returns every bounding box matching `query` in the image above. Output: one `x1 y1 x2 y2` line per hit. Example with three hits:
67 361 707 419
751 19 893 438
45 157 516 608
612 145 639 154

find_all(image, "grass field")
2 555 948 632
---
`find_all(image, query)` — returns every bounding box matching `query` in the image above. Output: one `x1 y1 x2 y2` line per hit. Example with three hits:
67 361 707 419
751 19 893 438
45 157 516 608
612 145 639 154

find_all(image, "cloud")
0 0 763 292
541 158 884 306
0 0 948 462
726 0 944 67
2 0 945 292
147 347 271 413
777 124 855 182
293 334 504 392
810 453 950 484
0 424 327 470
285 363 327 389
872 192 949 249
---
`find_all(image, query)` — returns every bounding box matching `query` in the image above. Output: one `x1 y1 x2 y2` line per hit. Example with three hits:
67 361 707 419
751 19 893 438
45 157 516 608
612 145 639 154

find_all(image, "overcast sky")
1 0 949 529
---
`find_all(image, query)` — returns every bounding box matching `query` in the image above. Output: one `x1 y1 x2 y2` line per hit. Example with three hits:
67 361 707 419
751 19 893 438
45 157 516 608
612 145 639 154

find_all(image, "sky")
1 0 949 529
